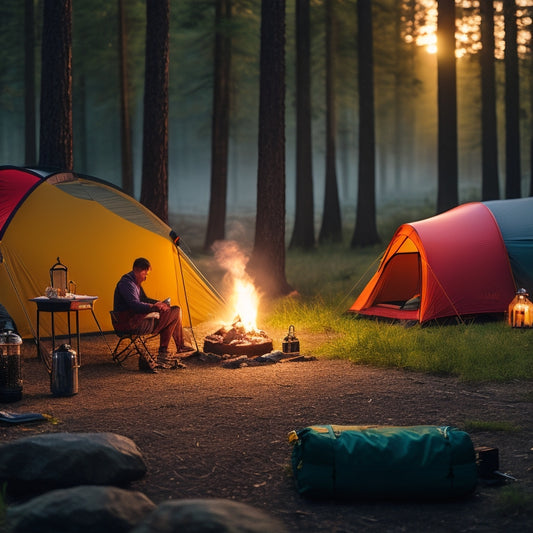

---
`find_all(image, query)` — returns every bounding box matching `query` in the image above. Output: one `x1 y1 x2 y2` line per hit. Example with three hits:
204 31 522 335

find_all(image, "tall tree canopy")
1 0 533 240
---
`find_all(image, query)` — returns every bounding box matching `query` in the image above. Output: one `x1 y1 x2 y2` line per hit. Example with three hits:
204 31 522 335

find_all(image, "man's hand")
152 301 170 312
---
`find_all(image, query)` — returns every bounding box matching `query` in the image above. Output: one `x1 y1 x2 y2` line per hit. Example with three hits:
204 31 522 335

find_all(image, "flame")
231 277 259 331
212 240 261 332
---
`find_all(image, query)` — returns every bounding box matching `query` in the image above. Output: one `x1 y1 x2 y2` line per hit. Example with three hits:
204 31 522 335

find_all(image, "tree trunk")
394 0 416 190
289 0 315 250
204 0 232 251
393 0 404 190
480 0 500 200
141 0 169 222
247 0 292 298
118 0 134 196
24 0 36 166
530 42 533 197
503 0 521 198
318 0 342 244
436 0 458 213
39 0 73 169
351 0 379 247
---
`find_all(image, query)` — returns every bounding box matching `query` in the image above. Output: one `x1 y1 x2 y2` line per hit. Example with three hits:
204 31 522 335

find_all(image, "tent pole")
170 232 200 352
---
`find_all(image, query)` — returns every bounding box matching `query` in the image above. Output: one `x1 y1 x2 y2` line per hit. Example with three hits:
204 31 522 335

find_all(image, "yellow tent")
0 166 225 339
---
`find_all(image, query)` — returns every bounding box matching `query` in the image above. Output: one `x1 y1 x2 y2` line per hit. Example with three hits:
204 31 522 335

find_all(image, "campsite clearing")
1 333 531 533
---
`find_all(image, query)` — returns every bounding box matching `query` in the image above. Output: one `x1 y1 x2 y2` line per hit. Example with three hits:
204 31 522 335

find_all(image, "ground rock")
131 498 288 533
0 432 146 494
255 350 287 363
221 355 250 368
287 355 317 362
5 485 155 533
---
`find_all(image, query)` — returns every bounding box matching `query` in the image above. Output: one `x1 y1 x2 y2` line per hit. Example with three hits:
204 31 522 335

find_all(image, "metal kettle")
282 325 300 355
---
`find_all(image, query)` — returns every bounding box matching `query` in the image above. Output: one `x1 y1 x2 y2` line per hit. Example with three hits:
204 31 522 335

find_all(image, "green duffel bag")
289 425 477 499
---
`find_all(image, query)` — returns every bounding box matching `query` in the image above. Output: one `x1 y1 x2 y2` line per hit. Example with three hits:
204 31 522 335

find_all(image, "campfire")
202 242 273 357
203 316 273 357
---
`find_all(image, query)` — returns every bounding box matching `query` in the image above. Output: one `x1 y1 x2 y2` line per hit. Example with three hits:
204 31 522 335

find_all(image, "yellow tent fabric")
0 171 225 339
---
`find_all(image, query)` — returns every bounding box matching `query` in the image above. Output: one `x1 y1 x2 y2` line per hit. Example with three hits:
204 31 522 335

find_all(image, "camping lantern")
50 257 68 296
508 288 533 328
282 325 300 355
0 329 23 403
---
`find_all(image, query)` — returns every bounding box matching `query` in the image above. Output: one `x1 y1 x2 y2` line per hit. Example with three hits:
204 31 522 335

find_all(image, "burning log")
203 317 273 357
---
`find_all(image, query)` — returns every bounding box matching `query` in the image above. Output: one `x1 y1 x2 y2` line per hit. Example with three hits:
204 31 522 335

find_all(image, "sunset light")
402 0 533 59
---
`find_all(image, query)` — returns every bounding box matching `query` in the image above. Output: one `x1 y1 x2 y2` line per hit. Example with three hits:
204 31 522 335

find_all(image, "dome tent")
0 166 225 339
349 199 533 324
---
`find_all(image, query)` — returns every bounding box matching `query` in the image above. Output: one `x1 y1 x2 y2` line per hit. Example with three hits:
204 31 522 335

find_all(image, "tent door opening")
372 252 421 310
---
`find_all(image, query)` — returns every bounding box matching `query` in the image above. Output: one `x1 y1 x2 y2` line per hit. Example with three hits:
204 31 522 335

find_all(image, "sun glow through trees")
401 0 533 58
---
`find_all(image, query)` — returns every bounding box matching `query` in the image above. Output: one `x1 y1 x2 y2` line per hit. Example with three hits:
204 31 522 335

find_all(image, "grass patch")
462 419 522 432
266 297 533 382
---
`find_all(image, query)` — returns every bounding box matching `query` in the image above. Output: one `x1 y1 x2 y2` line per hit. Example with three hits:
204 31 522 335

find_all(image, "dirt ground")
1 327 532 533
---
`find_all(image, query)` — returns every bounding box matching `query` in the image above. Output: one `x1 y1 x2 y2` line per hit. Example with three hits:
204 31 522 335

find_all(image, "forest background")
0 1 532 259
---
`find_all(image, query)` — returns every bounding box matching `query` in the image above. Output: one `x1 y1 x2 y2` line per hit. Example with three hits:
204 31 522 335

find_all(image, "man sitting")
113 257 192 372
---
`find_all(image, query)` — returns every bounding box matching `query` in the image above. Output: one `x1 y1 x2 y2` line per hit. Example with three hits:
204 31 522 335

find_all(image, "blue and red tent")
349 199 533 323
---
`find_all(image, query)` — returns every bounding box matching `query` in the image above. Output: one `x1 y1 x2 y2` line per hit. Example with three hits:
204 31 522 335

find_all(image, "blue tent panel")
484 198 533 292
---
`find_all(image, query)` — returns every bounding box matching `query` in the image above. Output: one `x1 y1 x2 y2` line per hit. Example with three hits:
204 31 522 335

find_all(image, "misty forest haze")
0 0 532 224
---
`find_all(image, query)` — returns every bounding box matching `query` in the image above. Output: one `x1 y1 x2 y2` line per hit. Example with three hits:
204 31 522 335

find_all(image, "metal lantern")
508 288 533 328
0 329 23 402
48 258 76 297
50 257 68 294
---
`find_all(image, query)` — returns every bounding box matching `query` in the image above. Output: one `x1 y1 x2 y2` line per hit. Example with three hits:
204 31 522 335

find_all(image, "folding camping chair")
109 311 160 369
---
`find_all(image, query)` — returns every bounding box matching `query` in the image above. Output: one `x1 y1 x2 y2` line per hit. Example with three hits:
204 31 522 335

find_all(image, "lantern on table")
50 257 68 296
508 288 533 328
48 257 76 297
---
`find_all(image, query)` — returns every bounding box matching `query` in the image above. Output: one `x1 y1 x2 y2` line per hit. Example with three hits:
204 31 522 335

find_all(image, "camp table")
29 296 103 367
